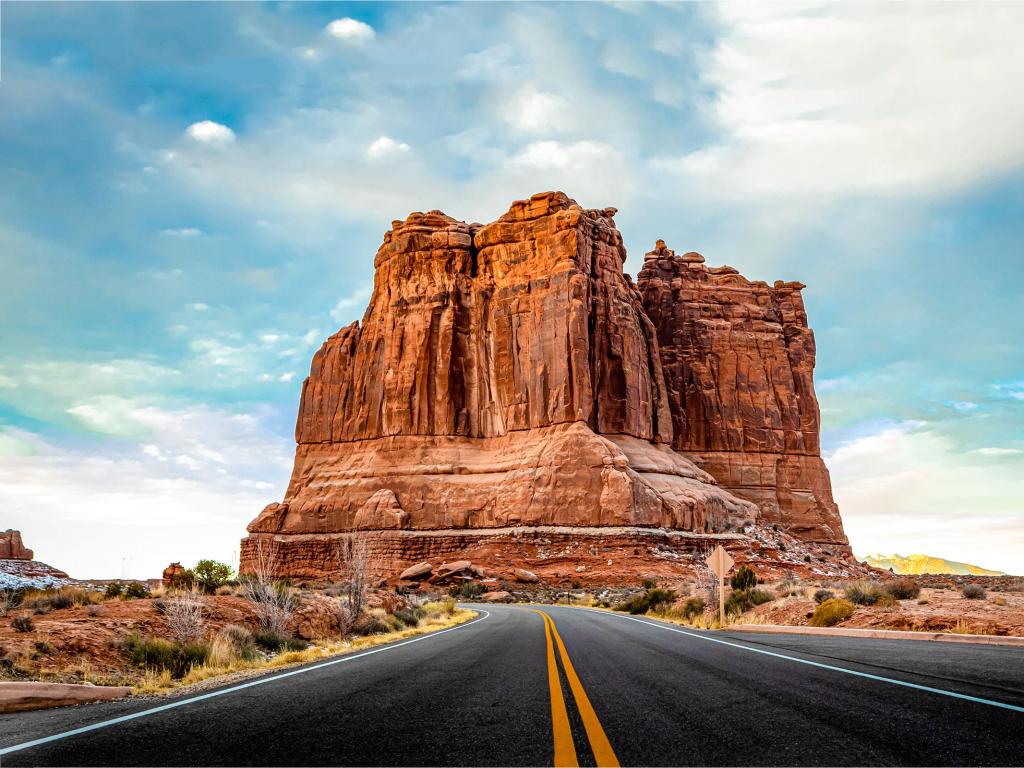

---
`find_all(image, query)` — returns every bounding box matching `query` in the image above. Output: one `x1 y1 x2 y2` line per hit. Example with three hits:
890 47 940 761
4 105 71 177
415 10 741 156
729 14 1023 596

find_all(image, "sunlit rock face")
242 192 849 581
636 240 848 550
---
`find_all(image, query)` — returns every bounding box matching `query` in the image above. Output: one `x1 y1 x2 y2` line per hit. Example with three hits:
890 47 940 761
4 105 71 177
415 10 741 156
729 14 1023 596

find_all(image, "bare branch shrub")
339 535 368 620
163 588 207 644
241 539 297 635
0 587 18 617
335 600 353 639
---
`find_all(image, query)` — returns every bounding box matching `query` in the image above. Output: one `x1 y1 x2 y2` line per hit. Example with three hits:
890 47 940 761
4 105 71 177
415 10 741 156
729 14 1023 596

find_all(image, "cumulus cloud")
504 88 574 135
366 136 411 160
185 120 236 144
325 18 375 44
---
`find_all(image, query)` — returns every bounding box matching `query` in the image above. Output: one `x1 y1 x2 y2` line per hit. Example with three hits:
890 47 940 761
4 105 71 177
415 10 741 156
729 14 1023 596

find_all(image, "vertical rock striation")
636 241 848 549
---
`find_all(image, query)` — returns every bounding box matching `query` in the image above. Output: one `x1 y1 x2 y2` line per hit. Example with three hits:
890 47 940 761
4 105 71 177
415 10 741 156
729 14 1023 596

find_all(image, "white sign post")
705 545 735 628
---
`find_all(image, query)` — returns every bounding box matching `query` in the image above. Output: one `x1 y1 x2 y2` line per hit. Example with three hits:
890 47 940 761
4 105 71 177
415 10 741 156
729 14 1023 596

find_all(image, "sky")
1 1 1022 578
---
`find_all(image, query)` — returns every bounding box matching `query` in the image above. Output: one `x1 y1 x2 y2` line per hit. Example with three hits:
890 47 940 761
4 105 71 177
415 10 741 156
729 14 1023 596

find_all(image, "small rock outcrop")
0 530 33 561
242 192 851 582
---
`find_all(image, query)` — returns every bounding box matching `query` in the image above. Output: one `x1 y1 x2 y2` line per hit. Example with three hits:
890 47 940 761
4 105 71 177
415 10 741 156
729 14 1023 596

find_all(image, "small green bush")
124 582 150 600
615 588 677 615
12 615 34 632
813 589 835 605
725 588 774 616
122 634 210 678
393 607 425 627
105 583 125 599
642 579 657 590
448 581 485 600
681 597 706 620
193 560 234 594
252 629 308 653
884 578 920 600
845 581 886 606
731 565 758 591
963 584 987 600
809 598 855 627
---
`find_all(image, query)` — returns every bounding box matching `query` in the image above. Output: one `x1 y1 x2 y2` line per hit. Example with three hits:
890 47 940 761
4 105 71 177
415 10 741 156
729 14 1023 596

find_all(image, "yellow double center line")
534 610 620 768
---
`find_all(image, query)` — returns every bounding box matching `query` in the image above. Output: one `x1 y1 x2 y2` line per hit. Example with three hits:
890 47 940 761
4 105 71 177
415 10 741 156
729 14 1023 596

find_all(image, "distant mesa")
242 191 855 583
864 553 1006 576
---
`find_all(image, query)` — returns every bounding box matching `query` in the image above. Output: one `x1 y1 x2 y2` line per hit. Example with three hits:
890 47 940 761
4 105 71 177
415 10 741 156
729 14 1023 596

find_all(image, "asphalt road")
2 604 1023 766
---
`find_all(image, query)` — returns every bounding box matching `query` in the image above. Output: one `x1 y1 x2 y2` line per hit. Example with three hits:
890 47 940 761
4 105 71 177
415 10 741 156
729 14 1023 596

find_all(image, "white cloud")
185 120 236 145
330 284 372 322
159 227 201 237
829 421 1024 574
366 136 410 160
259 333 280 344
949 401 979 413
668 2 1024 200
186 302 209 311
973 447 1023 457
325 18 376 44
504 88 573 135
513 140 617 170
278 372 295 383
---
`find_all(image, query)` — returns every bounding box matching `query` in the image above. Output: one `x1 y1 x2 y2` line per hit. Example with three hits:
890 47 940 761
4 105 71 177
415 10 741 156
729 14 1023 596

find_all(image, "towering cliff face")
243 192 850 581
244 193 758 579
636 241 848 549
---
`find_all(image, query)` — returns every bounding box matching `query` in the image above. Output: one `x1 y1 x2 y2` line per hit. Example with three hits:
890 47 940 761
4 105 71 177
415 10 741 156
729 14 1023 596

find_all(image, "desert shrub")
354 611 392 636
124 582 150 600
215 585 235 596
448 581 486 600
123 634 209 678
252 629 308 653
731 565 758 591
12 615 34 633
777 579 802 598
884 578 920 600
725 588 774 616
393 607 426 628
813 589 835 605
209 624 257 666
427 598 457 617
963 584 986 600
809 598 855 627
50 592 75 610
162 589 206 644
992 596 1007 606
845 581 886 606
193 560 234 594
105 583 125 599
616 588 677 615
681 597 706 620
642 579 657 590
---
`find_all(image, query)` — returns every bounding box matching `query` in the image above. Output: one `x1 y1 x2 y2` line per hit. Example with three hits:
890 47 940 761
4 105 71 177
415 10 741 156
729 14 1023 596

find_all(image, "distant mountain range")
863 553 1005 576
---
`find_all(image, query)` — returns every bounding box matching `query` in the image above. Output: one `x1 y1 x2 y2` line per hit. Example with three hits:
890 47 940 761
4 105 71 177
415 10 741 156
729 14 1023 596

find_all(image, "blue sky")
1 2 1022 578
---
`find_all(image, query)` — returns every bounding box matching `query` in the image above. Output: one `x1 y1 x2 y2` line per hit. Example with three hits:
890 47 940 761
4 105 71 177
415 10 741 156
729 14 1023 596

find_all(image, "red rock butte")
242 192 852 583
0 529 33 561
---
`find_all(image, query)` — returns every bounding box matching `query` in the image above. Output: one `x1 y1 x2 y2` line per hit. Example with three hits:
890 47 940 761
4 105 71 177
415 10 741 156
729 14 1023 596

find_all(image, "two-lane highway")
2 605 1023 766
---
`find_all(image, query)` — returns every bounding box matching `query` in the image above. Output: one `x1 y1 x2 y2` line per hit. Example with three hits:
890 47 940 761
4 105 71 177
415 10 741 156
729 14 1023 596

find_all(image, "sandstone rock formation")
243 192 850 582
636 241 848 549
0 530 33 561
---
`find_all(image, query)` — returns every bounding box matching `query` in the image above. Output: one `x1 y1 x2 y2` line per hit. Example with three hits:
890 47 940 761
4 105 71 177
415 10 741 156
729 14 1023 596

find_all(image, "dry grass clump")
208 625 258 666
883 577 921 600
813 589 835 605
962 584 987 600
844 581 896 606
992 596 1007 606
809 598 855 627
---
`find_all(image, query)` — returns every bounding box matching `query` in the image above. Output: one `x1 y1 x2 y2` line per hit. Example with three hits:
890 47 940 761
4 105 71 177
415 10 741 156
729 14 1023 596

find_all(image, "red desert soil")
746 586 1024 637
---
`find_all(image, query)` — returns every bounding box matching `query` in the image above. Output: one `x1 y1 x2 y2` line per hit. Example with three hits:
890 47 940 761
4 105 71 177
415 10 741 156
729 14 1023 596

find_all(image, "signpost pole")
719 574 725 628
705 545 734 630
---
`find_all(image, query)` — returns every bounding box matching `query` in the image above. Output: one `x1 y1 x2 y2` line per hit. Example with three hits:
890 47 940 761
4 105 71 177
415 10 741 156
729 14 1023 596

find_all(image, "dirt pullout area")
746 583 1024 637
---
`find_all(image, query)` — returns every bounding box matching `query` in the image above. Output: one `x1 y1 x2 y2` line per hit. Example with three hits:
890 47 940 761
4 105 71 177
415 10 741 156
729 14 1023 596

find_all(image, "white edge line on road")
0 609 491 757
573 607 1024 714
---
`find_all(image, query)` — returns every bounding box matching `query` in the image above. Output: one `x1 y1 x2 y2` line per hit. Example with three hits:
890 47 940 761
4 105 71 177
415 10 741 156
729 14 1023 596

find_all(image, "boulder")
399 562 433 581
481 591 512 602
0 682 131 713
514 568 540 583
